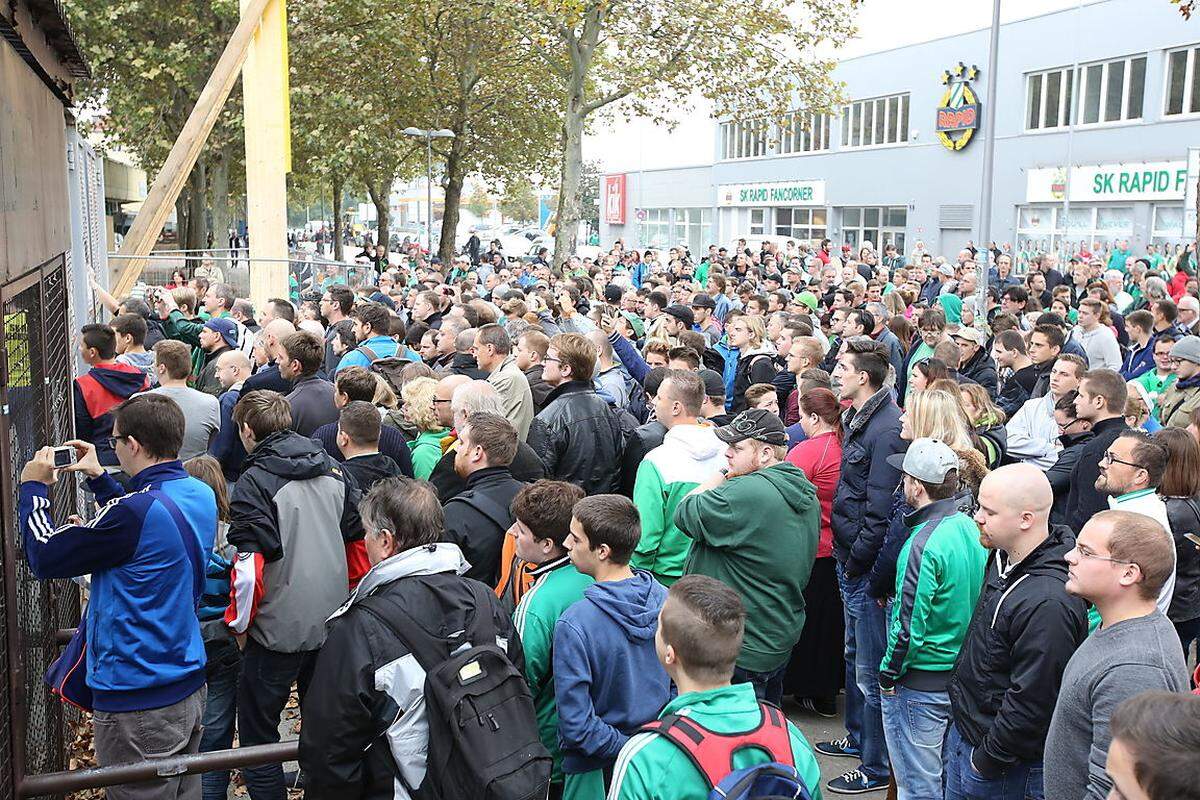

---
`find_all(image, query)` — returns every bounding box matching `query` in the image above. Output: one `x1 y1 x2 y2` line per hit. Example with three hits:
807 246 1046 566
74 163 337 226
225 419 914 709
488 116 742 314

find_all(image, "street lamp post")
401 127 456 257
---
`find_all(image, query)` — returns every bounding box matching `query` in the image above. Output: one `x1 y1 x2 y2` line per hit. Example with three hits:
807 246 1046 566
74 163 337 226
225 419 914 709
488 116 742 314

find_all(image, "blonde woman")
401 376 450 479
958 383 1008 468
728 313 777 412
901 388 988 494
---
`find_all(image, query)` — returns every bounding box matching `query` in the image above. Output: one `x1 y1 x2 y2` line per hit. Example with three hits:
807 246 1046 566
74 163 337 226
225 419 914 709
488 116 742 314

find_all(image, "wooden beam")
242 0 290 308
111 0 273 298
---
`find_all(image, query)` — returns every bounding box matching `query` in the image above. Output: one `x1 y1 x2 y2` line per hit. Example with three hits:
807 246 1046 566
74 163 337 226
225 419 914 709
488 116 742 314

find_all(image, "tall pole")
974 0 1002 325
426 136 434 256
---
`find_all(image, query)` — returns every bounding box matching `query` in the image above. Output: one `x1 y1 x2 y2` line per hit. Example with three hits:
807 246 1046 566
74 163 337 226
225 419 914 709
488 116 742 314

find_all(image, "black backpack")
357 344 415 396
360 576 551 800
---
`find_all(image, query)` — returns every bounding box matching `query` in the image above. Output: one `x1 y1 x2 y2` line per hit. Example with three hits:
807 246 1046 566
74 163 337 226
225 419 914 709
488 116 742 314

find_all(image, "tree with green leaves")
500 177 539 223
525 0 856 267
65 0 247 258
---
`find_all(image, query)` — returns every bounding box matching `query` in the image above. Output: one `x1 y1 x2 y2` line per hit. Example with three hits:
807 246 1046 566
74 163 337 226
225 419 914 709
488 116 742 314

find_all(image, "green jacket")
880 497 987 689
631 424 725 585
408 428 450 480
608 682 823 800
513 557 594 783
675 462 819 672
161 309 232 383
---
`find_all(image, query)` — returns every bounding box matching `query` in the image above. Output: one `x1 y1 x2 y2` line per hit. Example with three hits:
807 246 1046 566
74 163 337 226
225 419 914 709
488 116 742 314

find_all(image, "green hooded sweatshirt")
513 556 594 783
674 462 819 672
408 427 450 480
607 682 824 800
880 496 987 690
631 424 726 585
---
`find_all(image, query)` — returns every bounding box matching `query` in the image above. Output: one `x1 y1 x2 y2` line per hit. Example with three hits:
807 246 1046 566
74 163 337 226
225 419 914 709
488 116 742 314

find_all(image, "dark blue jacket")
210 386 247 482
20 462 214 711
312 419 414 476
552 570 670 774
1120 339 1155 380
831 391 906 577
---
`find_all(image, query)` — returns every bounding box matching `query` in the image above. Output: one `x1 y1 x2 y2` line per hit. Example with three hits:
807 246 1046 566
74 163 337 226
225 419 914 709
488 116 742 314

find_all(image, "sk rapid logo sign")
936 62 981 151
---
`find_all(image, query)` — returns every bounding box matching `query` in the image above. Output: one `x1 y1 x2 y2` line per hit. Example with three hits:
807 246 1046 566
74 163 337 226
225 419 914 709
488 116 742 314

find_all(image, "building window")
1014 205 1134 267
1152 204 1185 246
1165 44 1200 116
841 94 909 149
841 206 907 253
1027 55 1145 131
637 207 714 253
749 208 766 236
720 113 831 160
773 207 828 247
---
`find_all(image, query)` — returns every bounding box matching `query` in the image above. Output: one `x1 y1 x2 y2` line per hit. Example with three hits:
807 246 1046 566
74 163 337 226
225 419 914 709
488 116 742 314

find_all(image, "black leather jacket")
1165 496 1200 624
527 380 625 495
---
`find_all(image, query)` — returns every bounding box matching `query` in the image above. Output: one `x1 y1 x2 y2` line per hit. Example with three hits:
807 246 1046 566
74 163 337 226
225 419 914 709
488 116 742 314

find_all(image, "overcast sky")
583 0 1093 172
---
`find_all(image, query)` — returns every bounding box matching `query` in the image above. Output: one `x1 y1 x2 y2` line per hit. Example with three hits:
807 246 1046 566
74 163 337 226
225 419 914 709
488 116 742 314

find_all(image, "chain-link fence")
0 255 83 799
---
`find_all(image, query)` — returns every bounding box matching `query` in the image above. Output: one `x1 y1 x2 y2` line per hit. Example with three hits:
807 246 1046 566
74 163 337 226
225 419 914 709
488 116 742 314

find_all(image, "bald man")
210 349 253 484
944 464 1090 800
242 318 299 395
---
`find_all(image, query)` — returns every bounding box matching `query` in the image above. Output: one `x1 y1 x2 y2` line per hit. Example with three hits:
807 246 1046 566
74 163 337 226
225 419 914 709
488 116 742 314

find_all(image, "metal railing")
18 742 299 797
104 249 380 299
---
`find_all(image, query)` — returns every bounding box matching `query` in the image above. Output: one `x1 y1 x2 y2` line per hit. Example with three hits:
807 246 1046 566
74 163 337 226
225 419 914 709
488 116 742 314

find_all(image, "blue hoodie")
552 569 671 774
20 462 215 711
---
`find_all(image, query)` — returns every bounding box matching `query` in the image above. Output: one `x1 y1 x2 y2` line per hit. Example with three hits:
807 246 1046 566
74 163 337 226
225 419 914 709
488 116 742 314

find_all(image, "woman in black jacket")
1153 427 1200 658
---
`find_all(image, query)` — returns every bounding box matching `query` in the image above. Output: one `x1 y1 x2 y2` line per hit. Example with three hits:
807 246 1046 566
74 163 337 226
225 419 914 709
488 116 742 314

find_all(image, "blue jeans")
836 563 890 782
732 662 788 707
880 685 950 800
944 722 1043 800
237 639 316 800
201 638 242 800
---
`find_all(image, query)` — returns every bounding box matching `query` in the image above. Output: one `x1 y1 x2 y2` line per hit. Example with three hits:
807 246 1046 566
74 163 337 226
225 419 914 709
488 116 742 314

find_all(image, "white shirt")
1005 392 1060 469
1108 490 1176 616
1072 325 1122 371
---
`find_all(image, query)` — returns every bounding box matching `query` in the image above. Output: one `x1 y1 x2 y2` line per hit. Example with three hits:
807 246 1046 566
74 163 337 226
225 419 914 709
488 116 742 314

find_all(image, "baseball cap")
663 305 695 327
1170 335 1200 365
714 408 788 447
690 293 717 310
619 311 645 339
951 326 986 346
203 317 239 349
936 263 955 278
886 438 959 483
796 291 818 312
699 369 725 398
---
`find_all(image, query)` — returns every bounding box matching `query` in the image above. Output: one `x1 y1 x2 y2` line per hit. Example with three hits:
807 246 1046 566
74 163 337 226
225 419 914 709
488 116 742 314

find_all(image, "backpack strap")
358 345 379 364
639 701 795 789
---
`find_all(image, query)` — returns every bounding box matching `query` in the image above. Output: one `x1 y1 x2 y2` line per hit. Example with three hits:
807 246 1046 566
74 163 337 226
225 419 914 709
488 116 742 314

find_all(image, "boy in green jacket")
879 438 987 799
509 480 593 792
608 575 823 800
631 370 726 585
674 408 820 706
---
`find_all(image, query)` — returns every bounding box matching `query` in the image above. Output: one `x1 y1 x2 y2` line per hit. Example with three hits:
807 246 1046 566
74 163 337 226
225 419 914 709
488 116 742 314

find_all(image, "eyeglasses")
1075 543 1139 567
432 398 451 405
107 434 130 450
543 356 561 364
1057 418 1086 433
1100 450 1142 469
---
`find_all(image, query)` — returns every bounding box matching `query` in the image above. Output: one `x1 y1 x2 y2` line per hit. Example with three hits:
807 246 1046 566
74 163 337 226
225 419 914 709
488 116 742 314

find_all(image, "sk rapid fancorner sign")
604 175 626 224
936 62 981 151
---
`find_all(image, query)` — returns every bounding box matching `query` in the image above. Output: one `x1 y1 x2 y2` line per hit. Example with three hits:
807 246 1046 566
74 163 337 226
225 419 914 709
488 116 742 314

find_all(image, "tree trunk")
176 190 190 259
552 97 586 272
439 138 467 264
332 175 345 262
210 151 231 254
185 160 208 271
368 181 390 256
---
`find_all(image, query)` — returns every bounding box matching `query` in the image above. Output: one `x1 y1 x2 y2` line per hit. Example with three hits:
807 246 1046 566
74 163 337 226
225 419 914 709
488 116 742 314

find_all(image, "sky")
582 0 1093 173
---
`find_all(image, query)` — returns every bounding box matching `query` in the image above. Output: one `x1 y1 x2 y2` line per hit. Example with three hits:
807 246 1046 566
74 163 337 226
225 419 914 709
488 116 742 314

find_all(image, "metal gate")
0 255 82 799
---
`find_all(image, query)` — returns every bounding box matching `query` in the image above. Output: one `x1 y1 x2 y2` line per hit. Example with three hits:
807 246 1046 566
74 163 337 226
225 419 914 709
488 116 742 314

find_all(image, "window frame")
1025 53 1146 133
1163 43 1200 118
840 93 909 151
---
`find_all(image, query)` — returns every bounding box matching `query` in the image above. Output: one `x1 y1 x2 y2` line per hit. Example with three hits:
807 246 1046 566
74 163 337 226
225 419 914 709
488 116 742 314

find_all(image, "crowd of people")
16 232 1200 800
